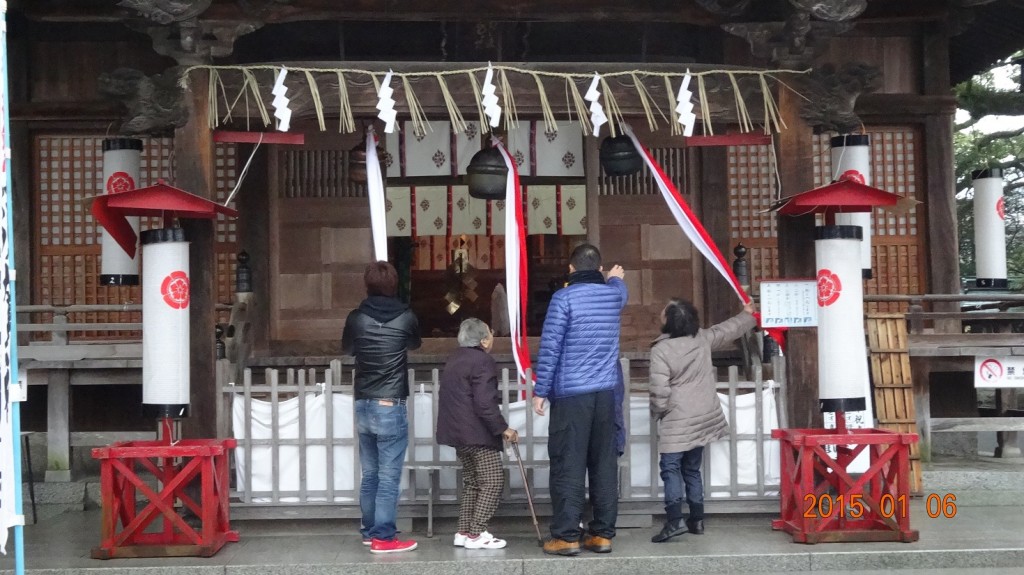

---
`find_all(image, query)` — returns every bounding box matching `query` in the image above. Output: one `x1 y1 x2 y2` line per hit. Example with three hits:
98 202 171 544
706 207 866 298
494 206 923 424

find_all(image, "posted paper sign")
759 280 818 327
975 357 1024 388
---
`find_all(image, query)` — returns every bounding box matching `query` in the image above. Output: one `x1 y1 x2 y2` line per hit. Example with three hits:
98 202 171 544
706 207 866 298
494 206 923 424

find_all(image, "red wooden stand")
771 422 920 544
91 438 239 559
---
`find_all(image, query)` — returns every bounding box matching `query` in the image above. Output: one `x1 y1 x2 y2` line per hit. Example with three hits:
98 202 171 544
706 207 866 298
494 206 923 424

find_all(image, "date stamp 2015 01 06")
802 493 958 520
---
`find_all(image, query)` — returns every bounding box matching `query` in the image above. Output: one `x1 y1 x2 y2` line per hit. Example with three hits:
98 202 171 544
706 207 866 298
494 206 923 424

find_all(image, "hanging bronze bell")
348 140 385 184
466 147 508 200
599 135 642 177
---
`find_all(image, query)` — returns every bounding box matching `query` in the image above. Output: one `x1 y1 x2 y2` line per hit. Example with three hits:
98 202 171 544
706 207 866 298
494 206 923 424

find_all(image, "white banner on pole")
0 3 20 555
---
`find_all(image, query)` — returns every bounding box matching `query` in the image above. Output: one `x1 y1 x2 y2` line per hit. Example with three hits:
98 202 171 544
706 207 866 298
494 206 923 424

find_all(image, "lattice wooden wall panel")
279 148 365 198
33 135 238 338
811 127 924 312
599 148 686 196
728 143 778 292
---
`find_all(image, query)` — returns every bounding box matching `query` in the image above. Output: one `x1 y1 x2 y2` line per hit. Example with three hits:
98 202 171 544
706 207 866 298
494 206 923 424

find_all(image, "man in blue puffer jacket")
532 243 627 556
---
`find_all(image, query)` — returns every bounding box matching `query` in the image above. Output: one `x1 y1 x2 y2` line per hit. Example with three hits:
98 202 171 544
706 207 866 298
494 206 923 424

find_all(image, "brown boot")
543 538 581 556
582 534 612 553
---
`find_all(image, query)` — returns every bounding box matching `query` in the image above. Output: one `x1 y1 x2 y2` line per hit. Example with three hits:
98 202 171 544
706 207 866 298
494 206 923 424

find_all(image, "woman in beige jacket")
649 298 756 543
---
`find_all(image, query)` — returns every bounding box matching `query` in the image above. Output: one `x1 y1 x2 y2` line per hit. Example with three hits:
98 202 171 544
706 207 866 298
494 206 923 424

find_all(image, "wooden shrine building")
7 0 1023 453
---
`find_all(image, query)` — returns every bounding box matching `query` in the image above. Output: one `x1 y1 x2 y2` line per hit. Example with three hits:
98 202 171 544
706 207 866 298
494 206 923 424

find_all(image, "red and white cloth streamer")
494 139 533 383
621 126 750 304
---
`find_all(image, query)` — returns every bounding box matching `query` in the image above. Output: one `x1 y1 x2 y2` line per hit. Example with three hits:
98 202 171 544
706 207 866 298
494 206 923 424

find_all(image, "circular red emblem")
839 169 865 185
160 271 190 309
817 269 842 307
996 197 1005 220
106 171 136 195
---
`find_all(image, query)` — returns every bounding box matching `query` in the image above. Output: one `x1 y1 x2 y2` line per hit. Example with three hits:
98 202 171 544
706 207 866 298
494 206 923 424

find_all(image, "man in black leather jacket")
341 261 422 554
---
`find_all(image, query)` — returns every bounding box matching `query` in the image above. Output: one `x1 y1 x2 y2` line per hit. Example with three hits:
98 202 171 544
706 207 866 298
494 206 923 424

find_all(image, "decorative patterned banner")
385 186 412 237
450 186 488 236
455 121 483 175
506 126 532 177
413 186 448 236
491 197 506 235
526 186 558 235
404 121 452 177
535 122 584 177
384 131 402 179
560 184 588 236
0 3 23 556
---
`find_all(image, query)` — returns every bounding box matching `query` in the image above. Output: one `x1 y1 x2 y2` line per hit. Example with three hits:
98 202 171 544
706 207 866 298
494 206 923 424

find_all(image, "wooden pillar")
237 144 270 355
699 146 733 326
175 71 218 439
44 370 71 482
775 86 822 429
922 26 960 300
917 26 958 460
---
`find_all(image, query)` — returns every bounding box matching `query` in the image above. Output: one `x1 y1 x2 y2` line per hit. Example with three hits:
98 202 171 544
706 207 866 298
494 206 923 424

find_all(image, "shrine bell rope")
181 65 808 138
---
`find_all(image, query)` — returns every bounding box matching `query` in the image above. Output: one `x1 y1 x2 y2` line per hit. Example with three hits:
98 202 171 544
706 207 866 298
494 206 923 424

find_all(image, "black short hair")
570 243 602 271
662 298 700 338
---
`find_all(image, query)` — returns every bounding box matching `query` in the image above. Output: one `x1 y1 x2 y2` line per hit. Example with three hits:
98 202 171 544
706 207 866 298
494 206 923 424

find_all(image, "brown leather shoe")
582 534 612 553
543 538 581 556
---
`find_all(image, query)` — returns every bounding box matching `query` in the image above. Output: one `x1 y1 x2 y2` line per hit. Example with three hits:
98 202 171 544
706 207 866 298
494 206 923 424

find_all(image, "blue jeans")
356 398 409 540
659 447 704 521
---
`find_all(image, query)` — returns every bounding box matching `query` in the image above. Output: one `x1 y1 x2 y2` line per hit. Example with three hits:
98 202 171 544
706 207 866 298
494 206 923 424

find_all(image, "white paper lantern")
100 138 143 285
831 134 873 279
142 228 191 418
815 225 868 413
971 168 1008 289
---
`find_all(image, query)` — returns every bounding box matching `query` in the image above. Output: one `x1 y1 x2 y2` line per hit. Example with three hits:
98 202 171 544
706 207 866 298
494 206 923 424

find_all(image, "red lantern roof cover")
769 178 914 216
90 180 238 259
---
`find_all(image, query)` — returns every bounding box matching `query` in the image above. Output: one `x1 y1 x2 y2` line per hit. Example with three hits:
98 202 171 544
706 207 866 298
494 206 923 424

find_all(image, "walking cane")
511 440 544 546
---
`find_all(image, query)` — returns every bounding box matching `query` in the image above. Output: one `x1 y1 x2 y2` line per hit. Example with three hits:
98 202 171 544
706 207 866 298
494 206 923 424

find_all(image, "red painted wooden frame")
213 130 305 145
771 427 920 544
91 438 239 559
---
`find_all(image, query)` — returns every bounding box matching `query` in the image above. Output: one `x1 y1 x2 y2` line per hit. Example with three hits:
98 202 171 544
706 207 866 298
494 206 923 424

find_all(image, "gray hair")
457 318 492 347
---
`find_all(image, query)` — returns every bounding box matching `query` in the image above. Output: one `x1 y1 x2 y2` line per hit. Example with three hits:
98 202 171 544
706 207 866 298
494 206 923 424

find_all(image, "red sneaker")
369 538 418 554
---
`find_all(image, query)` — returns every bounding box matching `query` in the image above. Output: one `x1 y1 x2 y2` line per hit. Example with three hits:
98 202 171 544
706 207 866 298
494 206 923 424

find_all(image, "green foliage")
954 53 1024 285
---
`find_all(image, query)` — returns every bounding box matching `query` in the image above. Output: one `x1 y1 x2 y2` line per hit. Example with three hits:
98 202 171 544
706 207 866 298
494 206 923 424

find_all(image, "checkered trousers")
455 446 505 536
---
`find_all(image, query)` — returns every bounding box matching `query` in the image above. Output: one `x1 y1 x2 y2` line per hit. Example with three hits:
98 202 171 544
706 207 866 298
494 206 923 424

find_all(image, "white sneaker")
453 532 468 547
464 531 507 550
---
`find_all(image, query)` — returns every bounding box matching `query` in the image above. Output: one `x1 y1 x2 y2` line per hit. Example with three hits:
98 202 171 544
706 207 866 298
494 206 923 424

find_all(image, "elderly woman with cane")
437 318 518 550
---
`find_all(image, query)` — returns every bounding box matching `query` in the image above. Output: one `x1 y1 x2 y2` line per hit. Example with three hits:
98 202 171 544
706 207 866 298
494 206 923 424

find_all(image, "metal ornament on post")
831 134 873 279
971 168 1008 289
100 138 143 285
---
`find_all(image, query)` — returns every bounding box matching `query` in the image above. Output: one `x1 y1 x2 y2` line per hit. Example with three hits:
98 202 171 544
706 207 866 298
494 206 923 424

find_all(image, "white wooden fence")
217 357 787 528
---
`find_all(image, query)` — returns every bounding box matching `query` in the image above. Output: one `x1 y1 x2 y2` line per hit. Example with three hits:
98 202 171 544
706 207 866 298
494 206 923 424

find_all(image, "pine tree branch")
955 84 1024 119
955 116 981 131
977 126 1024 148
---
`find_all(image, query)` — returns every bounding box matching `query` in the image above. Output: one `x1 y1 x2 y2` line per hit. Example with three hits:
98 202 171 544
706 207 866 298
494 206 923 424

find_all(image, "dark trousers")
660 446 705 521
548 389 618 541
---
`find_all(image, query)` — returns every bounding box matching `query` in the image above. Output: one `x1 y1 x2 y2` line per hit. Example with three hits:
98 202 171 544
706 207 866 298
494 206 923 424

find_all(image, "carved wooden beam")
21 0 725 25
118 0 213 24
723 14 853 68
794 62 881 133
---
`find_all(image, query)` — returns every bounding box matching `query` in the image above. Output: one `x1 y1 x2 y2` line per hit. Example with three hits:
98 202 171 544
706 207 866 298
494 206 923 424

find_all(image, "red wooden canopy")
769 177 916 219
90 181 238 259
